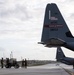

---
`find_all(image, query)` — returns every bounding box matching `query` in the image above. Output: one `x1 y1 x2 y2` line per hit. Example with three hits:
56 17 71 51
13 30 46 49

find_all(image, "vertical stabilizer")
41 3 73 44
56 47 65 61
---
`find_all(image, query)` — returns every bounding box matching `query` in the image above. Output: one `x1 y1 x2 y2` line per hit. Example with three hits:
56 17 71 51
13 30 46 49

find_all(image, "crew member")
25 59 27 68
1 58 4 68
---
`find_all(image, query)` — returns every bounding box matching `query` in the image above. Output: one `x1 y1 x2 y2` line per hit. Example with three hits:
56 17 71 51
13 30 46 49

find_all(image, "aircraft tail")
56 47 65 61
41 3 73 46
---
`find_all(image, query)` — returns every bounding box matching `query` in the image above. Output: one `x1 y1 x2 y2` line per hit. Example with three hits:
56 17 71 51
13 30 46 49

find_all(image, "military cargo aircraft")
56 47 74 65
39 3 74 51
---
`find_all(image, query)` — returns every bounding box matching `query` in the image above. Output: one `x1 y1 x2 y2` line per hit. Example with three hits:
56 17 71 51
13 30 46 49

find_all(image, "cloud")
0 5 31 21
0 0 6 4
70 13 74 19
0 47 5 51
0 0 74 60
67 0 74 2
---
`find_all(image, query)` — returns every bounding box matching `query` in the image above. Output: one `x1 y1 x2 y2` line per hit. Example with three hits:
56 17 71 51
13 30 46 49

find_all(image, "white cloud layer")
0 0 74 60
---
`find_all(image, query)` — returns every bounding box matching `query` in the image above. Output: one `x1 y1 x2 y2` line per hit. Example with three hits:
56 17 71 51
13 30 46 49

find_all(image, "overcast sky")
0 0 74 60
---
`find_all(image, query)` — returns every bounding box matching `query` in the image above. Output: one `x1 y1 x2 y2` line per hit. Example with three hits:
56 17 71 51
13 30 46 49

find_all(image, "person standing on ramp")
1 58 4 68
25 59 27 68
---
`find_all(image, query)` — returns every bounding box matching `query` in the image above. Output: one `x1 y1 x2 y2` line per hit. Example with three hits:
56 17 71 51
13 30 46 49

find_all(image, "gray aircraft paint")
56 47 74 65
40 3 74 51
